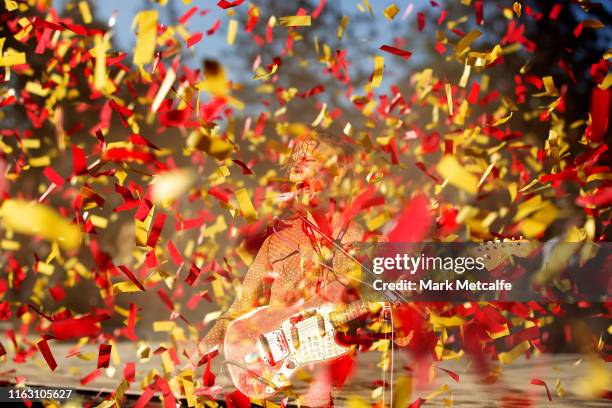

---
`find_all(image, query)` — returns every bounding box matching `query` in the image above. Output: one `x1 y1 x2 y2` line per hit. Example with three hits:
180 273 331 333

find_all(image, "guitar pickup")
291 324 300 350
317 313 327 337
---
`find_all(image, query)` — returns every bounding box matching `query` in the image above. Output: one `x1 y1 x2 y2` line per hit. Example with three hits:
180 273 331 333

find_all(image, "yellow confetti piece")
28 156 50 167
161 350 174 373
197 61 229 97
113 282 142 293
459 63 471 88
498 341 530 364
180 370 197 407
133 10 158 65
151 67 175 113
542 76 558 96
4 0 18 11
361 0 373 16
455 29 481 54
78 1 93 24
153 321 175 332
582 19 605 29
235 187 257 222
383 4 399 20
436 156 479 194
598 72 612 90
366 212 390 231
21 138 40 149
346 396 370 408
311 102 327 127
89 215 108 229
491 111 513 126
227 19 238 45
93 34 110 91
204 215 227 238
0 200 82 250
279 16 311 27
337 15 349 39
0 50 25 67
371 55 384 88
445 83 453 115
1 239 20 251
253 63 278 80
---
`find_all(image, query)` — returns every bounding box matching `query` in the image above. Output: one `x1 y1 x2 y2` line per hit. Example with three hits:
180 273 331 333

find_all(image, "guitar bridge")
257 329 290 366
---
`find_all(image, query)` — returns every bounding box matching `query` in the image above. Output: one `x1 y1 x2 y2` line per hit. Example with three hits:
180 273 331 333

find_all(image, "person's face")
288 140 327 185
289 154 322 185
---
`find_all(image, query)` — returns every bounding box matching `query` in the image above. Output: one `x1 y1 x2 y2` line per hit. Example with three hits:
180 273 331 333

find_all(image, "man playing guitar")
191 132 377 407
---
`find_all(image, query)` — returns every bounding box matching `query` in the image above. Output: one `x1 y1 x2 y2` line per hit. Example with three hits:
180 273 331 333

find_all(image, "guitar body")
224 294 352 399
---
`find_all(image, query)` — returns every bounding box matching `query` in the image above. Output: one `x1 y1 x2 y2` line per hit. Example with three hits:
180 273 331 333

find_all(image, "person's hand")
184 341 218 372
393 330 414 347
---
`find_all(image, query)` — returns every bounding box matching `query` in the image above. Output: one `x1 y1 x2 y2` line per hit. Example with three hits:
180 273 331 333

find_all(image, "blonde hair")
283 131 353 177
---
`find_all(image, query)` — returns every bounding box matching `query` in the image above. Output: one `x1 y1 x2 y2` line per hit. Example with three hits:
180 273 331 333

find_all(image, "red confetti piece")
203 358 216 386
179 6 198 25
207 19 221 36
417 12 425 31
225 390 250 408
124 361 136 383
587 88 610 143
185 264 201 286
474 0 484 25
49 315 102 340
157 288 175 311
43 166 65 187
409 398 426 408
531 378 552 401
146 212 167 248
380 45 412 60
48 286 65 301
438 366 460 382
145 249 158 268
549 4 562 20
80 368 102 386
576 187 612 208
125 302 137 341
37 338 57 371
71 144 87 176
330 355 354 390
103 147 156 163
217 0 244 9
186 32 203 48
312 0 326 19
387 195 432 242
97 344 111 369
134 387 155 408
574 22 584 37
232 159 254 175
167 240 183 265
118 265 146 291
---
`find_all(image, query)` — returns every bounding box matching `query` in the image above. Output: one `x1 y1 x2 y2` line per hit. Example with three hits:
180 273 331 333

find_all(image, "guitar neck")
329 300 380 327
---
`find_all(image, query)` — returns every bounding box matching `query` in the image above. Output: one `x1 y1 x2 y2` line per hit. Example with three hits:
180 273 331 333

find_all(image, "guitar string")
268 214 394 405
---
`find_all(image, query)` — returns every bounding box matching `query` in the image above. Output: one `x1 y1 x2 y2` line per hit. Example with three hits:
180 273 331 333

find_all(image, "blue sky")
54 0 423 68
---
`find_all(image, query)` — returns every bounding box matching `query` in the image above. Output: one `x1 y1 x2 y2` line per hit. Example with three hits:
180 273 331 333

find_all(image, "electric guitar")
223 239 537 399
223 293 379 399
468 238 537 270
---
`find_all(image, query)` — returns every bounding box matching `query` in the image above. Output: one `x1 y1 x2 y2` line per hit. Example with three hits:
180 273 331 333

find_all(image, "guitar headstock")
470 238 537 271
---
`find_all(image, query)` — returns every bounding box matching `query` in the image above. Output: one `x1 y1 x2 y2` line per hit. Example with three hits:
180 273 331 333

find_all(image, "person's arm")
193 236 272 362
